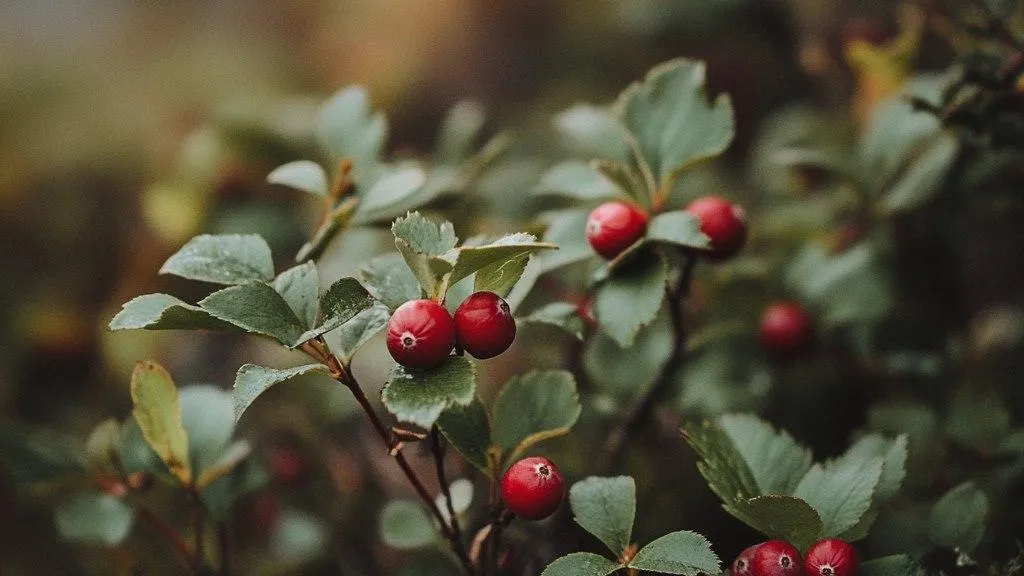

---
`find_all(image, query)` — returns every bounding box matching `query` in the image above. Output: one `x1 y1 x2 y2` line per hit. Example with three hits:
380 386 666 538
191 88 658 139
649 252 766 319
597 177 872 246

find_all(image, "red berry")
268 448 306 484
586 201 648 259
454 291 516 359
387 299 455 369
733 544 764 576
500 456 564 520
752 540 804 576
805 539 858 576
759 301 813 356
685 196 747 260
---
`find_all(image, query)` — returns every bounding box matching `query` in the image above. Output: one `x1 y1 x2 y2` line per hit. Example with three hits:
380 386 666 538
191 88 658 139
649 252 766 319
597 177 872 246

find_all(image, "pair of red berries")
500 456 564 520
386 291 516 369
732 539 858 576
759 301 814 356
585 196 747 261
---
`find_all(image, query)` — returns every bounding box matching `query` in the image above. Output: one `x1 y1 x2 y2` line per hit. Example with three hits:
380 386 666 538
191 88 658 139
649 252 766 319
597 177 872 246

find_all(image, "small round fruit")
685 196 747 260
386 299 456 369
586 201 648 259
454 291 516 359
759 301 813 356
501 456 564 520
752 540 803 576
733 544 764 576
805 539 858 576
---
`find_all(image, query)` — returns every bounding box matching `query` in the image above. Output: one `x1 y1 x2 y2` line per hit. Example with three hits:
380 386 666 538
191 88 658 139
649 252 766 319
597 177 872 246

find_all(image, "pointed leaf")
438 233 557 290
726 495 822 552
196 440 253 489
718 414 813 495
198 282 306 346
475 252 532 298
793 457 882 538
353 164 429 224
437 399 493 476
360 252 422 310
316 86 387 185
569 476 636 557
327 303 390 362
109 293 238 332
928 481 988 553
880 133 958 214
542 552 622 576
628 530 721 575
233 363 332 422
130 361 191 485
491 370 581 463
55 492 134 547
160 234 274 285
392 212 458 298
535 161 624 200
267 160 329 197
273 263 320 330
382 356 476 428
594 252 667 347
297 277 375 344
585 308 673 398
836 434 907 501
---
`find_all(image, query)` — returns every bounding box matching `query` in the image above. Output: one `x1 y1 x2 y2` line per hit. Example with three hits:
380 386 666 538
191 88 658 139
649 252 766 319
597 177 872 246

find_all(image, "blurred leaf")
267 160 329 198
55 492 134 547
109 293 238 332
299 277 376 343
676 347 769 416
360 252 422 311
160 234 274 286
234 363 332 422
535 161 623 200
928 481 988 552
627 531 720 575
382 356 476 428
542 552 622 576
328 303 390 363
731 495 823 552
880 133 958 214
554 103 630 162
793 457 882 538
435 478 474 524
786 244 893 326
585 308 673 398
353 164 429 224
130 361 191 485
179 385 235 473
861 92 940 192
439 233 557 291
539 209 593 272
271 508 329 565
946 387 1011 453
436 399 493 476
316 86 387 185
492 370 581 463
273 263 320 330
195 440 251 489
646 211 710 249
0 425 85 484
379 500 435 549
519 302 585 341
860 555 920 576
475 252 531 298
569 476 636 556
201 456 268 520
437 100 486 164
616 59 734 194
295 197 360 263
119 417 168 477
85 419 121 474
392 212 458 298
837 434 907 501
198 282 306 346
719 414 813 495
594 253 667 347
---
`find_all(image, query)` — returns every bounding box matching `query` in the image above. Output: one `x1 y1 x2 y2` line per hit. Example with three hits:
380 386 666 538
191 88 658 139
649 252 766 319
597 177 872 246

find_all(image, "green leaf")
55 492 134 547
475 252 532 298
198 282 306 346
553 103 630 162
646 211 711 249
360 252 422 311
85 419 121 474
728 495 823 552
718 414 813 495
233 363 332 422
542 552 622 576
628 530 721 575
267 160 329 198
880 133 958 214
316 86 387 185
109 293 238 332
492 370 582 463
861 556 920 576
379 500 436 549
861 94 941 192
682 420 761 506
392 212 458 298
785 244 893 326
130 361 191 485
945 387 1011 454
382 356 476 428
119 417 168 477
294 197 360 263
616 59 734 193
538 209 593 272
200 456 268 520
160 234 274 285
327 303 390 363
0 425 85 484
270 508 329 565
518 302 585 341
569 476 636 557
594 252 667 347
836 434 907 501
273 263 320 330
584 308 673 398
436 398 493 475
195 440 252 489
299 277 376 343
178 385 235 473
928 481 988 552
439 233 558 291
353 164 429 224
535 161 623 200
793 457 882 538
437 100 486 164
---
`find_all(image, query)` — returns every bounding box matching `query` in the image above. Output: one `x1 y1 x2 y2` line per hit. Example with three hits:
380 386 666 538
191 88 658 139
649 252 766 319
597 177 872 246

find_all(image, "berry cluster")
386 291 517 369
732 539 858 576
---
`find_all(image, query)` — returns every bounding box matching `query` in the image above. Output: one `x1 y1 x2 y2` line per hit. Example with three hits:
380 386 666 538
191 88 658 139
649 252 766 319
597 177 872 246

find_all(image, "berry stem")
135 504 193 569
431 427 470 564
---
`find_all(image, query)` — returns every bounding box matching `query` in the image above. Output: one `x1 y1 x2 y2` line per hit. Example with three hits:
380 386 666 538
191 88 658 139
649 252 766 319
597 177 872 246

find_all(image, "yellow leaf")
130 361 192 485
845 4 925 124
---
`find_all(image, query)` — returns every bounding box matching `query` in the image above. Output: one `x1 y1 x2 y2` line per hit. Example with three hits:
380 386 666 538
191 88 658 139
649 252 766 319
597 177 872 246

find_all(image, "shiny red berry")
586 201 648 259
500 456 564 520
752 540 804 576
733 543 764 576
685 196 747 260
759 301 814 356
454 291 516 359
805 539 858 576
386 299 455 369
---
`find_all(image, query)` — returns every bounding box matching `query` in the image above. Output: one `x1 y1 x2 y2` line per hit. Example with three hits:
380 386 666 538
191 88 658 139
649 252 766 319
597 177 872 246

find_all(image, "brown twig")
136 505 192 568
187 487 205 575
431 428 466 548
218 522 230 576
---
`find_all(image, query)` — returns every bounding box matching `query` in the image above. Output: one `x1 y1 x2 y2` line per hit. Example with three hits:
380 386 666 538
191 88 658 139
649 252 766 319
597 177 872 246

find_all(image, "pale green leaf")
379 500 435 549
179 385 235 473
436 398 493 475
160 234 274 285
353 164 429 224
233 363 332 422
267 160 329 197
880 133 958 214
327 303 390 362
647 211 711 249
359 252 422 310
542 552 622 576
200 455 268 520
437 100 486 164
569 476 636 557
392 212 458 298
198 282 306 345
535 161 623 200
538 209 593 272
793 457 882 538
382 356 476 428
491 370 581 462
273 263 320 330
475 252 532 298
718 414 813 495
928 481 988 552
628 530 721 575
108 293 238 332
594 252 667 347
438 233 557 290
85 419 121 474
316 86 387 185
518 302 585 341
553 103 630 162
55 492 134 547
270 508 329 565
130 361 191 485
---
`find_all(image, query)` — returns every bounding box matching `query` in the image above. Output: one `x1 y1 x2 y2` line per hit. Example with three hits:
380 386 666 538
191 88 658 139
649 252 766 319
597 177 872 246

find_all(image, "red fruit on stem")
268 448 306 484
733 543 765 576
759 301 813 355
685 196 747 260
454 291 516 359
586 201 648 259
501 456 564 520
752 540 804 576
386 299 456 369
805 539 858 576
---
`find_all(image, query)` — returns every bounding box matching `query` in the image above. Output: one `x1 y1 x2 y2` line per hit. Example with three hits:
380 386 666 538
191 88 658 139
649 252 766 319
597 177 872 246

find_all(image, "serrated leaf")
542 552 622 576
130 361 191 485
392 212 458 298
316 86 387 185
718 414 813 495
861 555 920 576
382 356 476 428
585 308 673 397
682 420 761 505
360 252 422 310
647 211 711 249
379 500 435 549
353 164 429 224
793 457 882 538
928 481 988 552
616 59 734 194
594 252 667 347
880 133 958 214
160 234 274 285
492 370 581 463
55 492 134 547
553 103 630 162
298 277 375 344
0 425 85 484
437 100 486 164
233 363 332 422
727 495 822 552
570 476 636 557
267 160 329 197
628 530 721 575
519 302 585 341
199 282 306 346
179 385 235 474
109 293 239 332
438 233 557 291
475 252 532 297
535 161 623 200
327 303 390 362
436 398 492 475
539 209 593 272
273 263 320 330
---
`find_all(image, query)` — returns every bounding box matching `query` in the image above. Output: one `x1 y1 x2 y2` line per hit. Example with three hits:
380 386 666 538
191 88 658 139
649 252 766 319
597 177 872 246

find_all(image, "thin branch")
431 428 466 548
136 505 192 568
187 488 205 575
218 522 230 576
